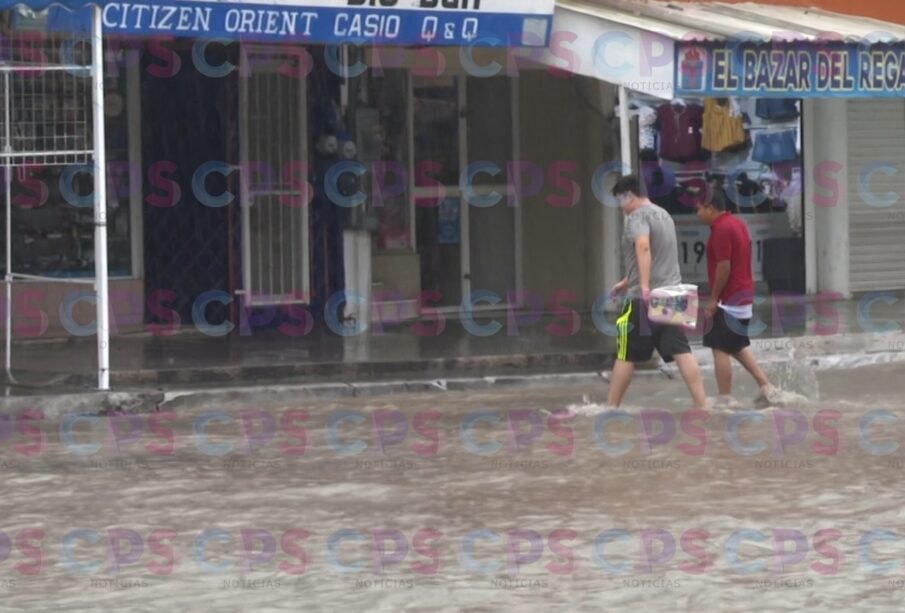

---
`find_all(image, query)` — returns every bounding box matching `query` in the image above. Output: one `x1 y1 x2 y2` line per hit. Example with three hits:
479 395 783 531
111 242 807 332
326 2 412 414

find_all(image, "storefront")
344 48 522 323
9 0 905 389
543 0 905 301
626 91 805 297
0 0 556 386
347 43 623 327
675 36 905 297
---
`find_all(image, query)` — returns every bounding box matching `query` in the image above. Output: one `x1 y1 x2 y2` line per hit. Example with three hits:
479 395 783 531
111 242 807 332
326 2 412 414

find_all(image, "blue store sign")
676 41 905 97
26 0 554 46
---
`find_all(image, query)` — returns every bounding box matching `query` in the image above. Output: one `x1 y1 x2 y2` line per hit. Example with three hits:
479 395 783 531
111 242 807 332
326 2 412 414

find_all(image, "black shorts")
703 308 751 354
615 298 691 364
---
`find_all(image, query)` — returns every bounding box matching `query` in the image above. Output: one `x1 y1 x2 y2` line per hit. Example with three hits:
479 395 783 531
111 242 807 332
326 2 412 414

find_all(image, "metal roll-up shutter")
848 100 905 292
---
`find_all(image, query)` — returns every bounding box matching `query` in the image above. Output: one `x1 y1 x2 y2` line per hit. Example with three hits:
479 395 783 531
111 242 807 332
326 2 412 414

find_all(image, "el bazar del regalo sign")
676 41 905 97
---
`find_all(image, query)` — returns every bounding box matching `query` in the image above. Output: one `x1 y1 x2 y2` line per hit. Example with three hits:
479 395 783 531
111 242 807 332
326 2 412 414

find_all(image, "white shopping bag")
647 284 699 329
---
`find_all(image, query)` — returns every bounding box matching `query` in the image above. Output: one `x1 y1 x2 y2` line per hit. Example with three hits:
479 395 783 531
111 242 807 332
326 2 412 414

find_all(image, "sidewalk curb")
47 351 616 387
158 371 614 412
4 331 905 418
0 373 614 418
0 392 165 420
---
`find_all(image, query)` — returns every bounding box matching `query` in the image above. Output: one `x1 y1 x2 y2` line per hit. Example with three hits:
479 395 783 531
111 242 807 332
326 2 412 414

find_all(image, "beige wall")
518 71 615 310
2 278 144 339
371 253 421 300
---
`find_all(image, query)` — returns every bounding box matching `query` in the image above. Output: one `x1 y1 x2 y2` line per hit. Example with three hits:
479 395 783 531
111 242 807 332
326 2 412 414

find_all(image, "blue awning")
1 0 555 46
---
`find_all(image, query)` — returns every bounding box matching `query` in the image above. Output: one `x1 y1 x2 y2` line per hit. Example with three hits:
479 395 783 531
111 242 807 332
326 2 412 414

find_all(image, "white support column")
807 99 851 298
91 6 110 390
802 99 817 295
600 83 625 292
343 229 371 332
618 86 632 177
4 71 11 381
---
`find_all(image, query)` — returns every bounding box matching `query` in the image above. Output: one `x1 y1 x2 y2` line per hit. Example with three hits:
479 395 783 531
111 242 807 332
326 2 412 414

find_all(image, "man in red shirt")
696 184 777 403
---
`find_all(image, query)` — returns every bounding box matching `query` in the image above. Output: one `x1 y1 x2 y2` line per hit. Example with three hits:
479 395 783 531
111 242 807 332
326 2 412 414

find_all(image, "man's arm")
706 260 731 318
709 260 731 303
635 234 652 296
707 227 733 315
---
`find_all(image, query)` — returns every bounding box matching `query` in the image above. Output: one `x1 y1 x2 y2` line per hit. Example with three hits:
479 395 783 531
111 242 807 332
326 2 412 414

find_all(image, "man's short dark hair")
705 182 728 212
612 174 641 197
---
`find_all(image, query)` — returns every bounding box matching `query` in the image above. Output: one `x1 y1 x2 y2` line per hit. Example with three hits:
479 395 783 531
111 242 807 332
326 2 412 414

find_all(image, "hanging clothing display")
638 105 657 151
755 99 799 121
631 90 806 297
702 98 746 152
729 172 772 214
656 101 706 162
641 161 682 214
752 130 798 164
782 169 803 236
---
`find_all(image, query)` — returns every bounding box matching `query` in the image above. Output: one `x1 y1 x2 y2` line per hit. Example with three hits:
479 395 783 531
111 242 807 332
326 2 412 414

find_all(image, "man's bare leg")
733 347 771 389
712 349 734 396
673 352 708 409
607 359 636 407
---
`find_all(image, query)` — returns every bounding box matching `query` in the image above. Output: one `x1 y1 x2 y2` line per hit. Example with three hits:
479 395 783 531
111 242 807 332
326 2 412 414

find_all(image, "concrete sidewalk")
2 292 904 411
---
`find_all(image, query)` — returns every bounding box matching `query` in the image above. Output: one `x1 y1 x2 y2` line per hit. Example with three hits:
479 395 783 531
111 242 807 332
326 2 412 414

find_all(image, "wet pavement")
3 293 905 391
2 360 905 610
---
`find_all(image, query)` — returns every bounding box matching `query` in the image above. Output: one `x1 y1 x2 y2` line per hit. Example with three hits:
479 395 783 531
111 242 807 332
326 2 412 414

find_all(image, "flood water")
3 361 905 611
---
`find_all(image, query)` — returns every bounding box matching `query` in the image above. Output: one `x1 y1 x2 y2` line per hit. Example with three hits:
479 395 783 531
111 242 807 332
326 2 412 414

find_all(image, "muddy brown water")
2 361 905 611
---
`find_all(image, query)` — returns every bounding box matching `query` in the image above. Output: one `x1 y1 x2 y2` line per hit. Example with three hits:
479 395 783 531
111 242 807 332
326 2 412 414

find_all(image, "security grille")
0 31 93 165
239 45 310 306
1 18 102 385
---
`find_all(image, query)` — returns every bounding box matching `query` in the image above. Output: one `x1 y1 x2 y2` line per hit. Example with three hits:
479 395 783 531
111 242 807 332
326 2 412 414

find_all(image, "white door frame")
411 74 522 313
238 44 310 306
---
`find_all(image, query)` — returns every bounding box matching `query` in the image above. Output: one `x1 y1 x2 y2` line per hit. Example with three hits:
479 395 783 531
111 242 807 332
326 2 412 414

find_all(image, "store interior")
625 92 806 296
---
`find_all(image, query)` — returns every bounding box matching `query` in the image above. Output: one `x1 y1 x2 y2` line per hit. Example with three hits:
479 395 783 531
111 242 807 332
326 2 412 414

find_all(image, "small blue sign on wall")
438 197 460 245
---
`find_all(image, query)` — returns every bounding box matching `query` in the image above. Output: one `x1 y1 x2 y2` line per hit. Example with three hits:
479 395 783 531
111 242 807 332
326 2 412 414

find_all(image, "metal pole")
91 6 110 390
602 85 633 292
618 85 633 176
4 71 12 382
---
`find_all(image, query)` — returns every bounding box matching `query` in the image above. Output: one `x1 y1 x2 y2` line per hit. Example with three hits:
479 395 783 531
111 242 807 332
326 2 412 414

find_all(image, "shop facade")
8 0 905 385
544 0 905 305
676 37 905 297
2 0 580 349
347 45 616 327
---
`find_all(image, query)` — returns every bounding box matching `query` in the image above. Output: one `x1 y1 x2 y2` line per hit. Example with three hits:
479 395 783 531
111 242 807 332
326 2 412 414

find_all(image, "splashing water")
563 393 612 416
766 345 820 404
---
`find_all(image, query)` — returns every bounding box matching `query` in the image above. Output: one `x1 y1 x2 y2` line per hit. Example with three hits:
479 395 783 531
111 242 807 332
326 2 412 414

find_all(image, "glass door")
465 76 516 302
414 75 462 307
414 75 519 309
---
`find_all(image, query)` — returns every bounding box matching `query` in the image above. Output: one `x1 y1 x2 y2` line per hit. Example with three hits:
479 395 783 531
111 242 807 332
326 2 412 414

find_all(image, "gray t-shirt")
621 203 682 297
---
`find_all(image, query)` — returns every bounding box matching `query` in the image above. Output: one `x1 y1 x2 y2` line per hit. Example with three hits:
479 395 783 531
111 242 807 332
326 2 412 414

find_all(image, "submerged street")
2 361 905 611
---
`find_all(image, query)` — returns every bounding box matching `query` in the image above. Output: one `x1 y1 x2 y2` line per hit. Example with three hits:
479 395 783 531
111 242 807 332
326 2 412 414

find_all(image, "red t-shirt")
706 213 754 305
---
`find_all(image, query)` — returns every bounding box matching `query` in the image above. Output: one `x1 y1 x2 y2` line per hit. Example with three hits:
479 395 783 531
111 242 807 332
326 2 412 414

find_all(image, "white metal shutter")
848 100 905 292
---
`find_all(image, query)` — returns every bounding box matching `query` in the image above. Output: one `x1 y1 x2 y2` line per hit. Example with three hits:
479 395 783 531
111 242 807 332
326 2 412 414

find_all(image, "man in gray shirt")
608 175 707 409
